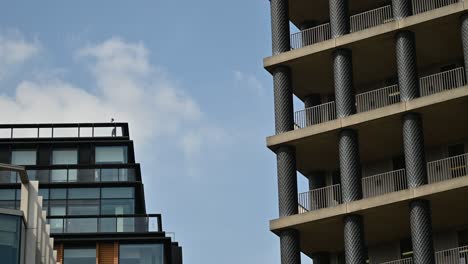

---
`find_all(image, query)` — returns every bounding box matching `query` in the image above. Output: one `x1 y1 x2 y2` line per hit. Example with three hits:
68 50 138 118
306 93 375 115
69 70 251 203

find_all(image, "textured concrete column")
270 0 291 54
273 66 294 134
461 13 468 80
333 49 356 118
392 0 412 19
344 215 366 264
329 0 350 38
409 199 435 264
402 113 427 187
276 146 300 264
280 230 301 264
339 129 363 203
395 31 420 101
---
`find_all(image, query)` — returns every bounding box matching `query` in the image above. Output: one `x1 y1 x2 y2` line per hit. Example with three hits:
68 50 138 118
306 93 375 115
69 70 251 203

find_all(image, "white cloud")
0 36 225 171
234 70 264 96
0 30 40 79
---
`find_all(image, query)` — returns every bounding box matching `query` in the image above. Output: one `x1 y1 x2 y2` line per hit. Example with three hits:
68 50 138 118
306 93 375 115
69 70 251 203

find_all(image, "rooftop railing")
427 153 468 184
412 0 460 15
0 123 129 139
0 164 138 184
362 169 407 198
356 84 400 113
380 258 413 264
48 214 162 234
294 101 336 129
298 184 342 212
420 67 466 97
291 23 332 49
350 5 394 33
435 245 468 263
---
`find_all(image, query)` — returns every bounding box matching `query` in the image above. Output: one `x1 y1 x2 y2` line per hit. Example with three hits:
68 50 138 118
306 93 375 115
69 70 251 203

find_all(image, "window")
102 187 134 199
95 146 127 164
67 200 99 215
52 149 78 182
119 244 164 264
101 199 134 215
50 189 67 200
68 188 100 199
0 214 22 264
63 247 96 264
49 200 66 216
11 150 36 165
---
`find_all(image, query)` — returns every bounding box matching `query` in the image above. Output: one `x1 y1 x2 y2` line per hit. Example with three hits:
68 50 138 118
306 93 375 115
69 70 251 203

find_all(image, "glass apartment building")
0 123 182 264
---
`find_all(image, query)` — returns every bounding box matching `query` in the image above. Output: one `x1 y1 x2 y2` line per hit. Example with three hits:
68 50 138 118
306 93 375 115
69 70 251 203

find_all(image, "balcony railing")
380 258 413 264
435 245 468 263
350 5 394 33
0 165 138 184
48 214 162 234
362 169 407 198
420 67 466 97
298 184 342 212
294 101 337 129
291 23 332 49
412 0 460 15
0 123 129 139
427 153 468 184
356 84 400 113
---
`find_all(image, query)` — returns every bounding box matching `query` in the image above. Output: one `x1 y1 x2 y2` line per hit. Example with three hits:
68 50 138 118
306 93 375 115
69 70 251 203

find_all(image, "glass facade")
52 149 78 182
0 214 22 264
95 146 128 164
63 247 96 264
119 244 164 264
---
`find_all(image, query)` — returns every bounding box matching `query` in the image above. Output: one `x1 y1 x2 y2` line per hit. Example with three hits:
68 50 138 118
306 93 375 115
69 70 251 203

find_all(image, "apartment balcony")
294 67 465 130
273 153 468 257
48 214 162 234
288 0 461 50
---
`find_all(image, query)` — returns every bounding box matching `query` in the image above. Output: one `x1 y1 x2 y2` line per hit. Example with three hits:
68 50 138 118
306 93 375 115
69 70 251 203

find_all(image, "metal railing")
48 214 162 234
291 23 331 49
350 5 394 33
0 123 129 139
435 245 468 263
380 258 413 264
362 169 407 198
356 84 400 113
298 184 342 212
294 101 337 129
427 153 468 184
0 165 138 184
412 0 460 15
420 67 466 96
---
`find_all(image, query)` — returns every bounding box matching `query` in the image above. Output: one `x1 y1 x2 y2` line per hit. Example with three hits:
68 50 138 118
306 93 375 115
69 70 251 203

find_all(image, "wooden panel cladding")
53 243 64 264
98 242 119 264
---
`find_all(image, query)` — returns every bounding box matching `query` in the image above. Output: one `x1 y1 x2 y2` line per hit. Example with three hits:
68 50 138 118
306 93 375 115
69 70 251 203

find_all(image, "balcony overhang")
266 2 466 100
270 176 468 257
266 85 468 174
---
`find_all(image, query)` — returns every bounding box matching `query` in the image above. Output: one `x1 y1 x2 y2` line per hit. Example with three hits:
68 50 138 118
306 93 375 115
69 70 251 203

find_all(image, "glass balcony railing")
48 214 162 234
0 166 137 184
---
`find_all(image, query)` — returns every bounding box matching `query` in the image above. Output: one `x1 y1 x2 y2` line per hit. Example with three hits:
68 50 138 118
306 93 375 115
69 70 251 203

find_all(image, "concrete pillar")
24 181 39 264
344 215 366 264
395 31 420 101
410 200 435 264
329 0 350 38
333 49 356 118
276 146 301 264
460 13 468 80
273 66 295 134
392 0 412 20
270 0 291 55
402 113 428 187
339 129 363 203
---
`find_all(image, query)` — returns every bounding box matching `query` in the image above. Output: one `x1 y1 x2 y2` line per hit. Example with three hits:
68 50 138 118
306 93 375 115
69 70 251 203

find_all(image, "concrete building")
0 123 182 264
0 163 57 264
265 0 468 263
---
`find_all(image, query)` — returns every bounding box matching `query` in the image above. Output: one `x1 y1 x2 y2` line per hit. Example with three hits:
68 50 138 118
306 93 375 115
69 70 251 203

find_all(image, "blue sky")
0 1 309 263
